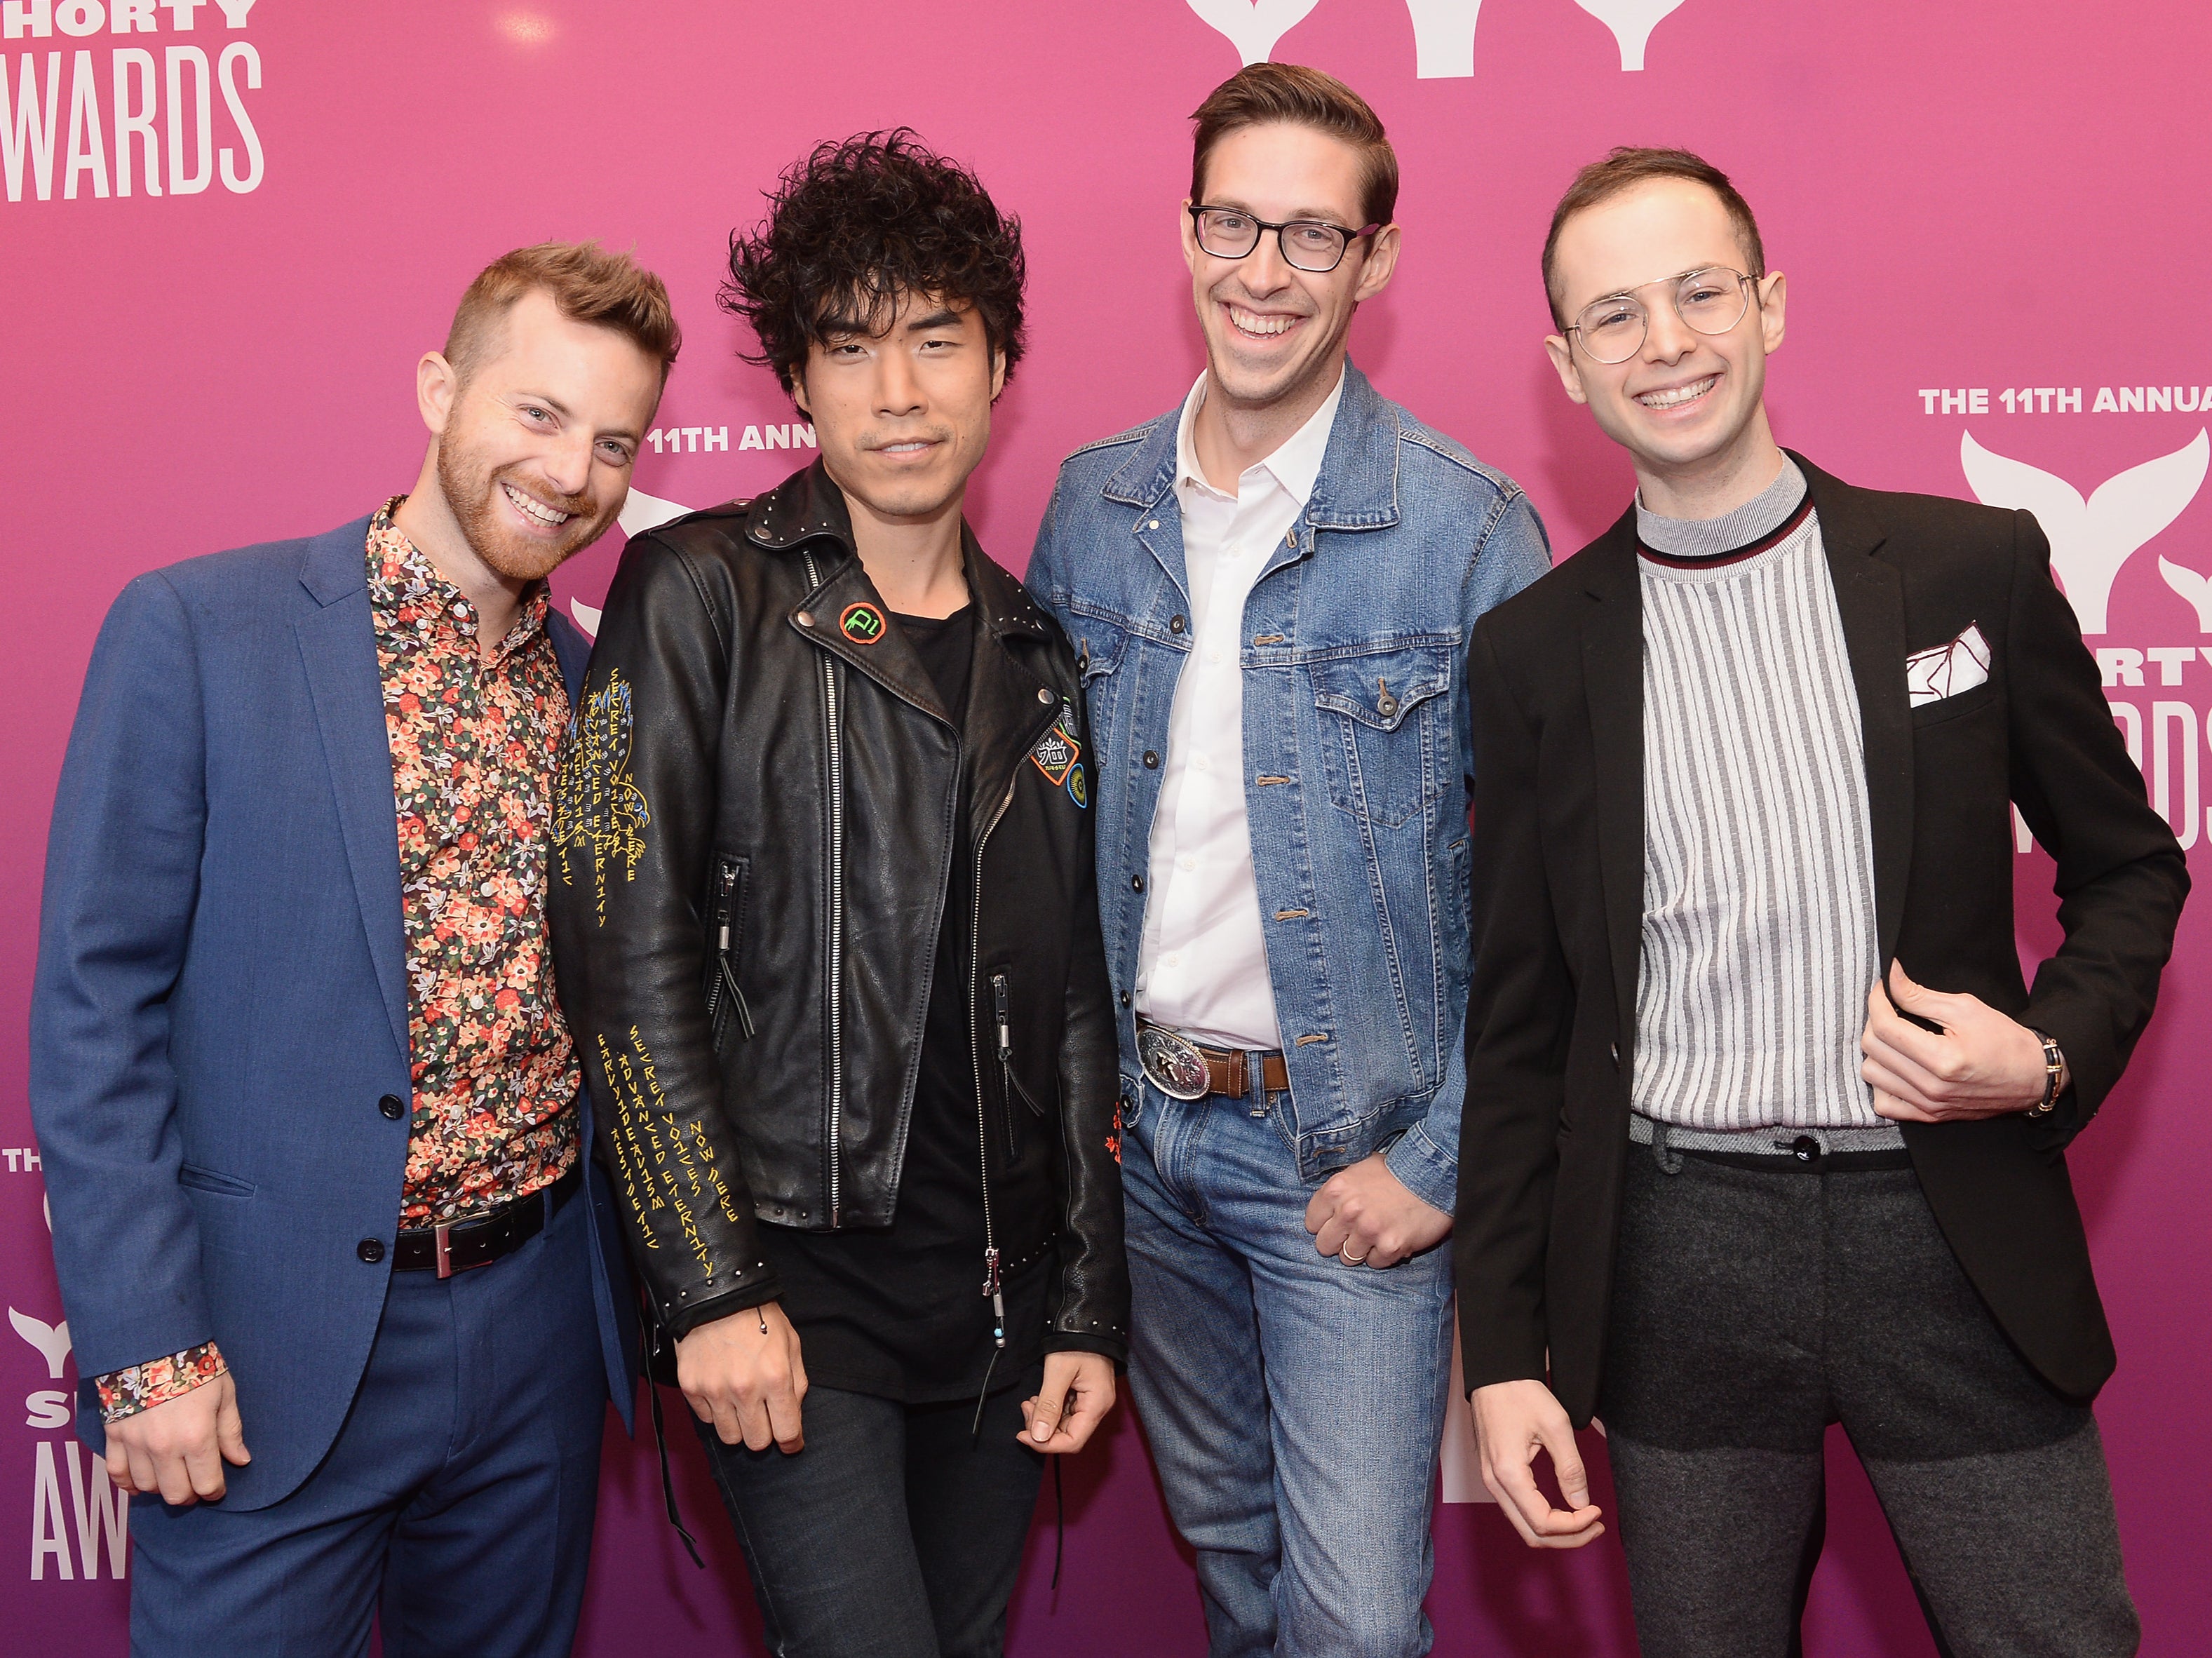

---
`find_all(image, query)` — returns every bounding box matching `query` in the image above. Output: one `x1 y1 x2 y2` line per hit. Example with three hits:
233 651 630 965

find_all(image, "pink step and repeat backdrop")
6 1 2210 1651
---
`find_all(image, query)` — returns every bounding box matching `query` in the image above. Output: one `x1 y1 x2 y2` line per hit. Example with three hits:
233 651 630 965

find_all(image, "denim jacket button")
1168 614 1187 634
1143 750 1159 768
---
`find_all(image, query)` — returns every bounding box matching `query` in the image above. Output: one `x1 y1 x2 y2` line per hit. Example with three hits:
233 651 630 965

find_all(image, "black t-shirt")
756 602 1051 1402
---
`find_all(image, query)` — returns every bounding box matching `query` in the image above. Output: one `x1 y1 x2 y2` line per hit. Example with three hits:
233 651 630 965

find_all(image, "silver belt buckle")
1138 1023 1211 1101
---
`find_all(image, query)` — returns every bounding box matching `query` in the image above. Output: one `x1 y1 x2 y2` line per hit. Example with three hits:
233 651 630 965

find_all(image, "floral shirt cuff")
95 1342 227 1424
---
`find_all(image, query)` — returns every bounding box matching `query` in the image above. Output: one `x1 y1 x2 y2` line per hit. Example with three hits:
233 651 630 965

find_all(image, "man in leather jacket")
546 133 1128 1658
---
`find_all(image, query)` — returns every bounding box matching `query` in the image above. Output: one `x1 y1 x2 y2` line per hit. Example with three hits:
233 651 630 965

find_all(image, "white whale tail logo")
1574 0 1690 69
1959 429 2208 635
1405 1 1485 76
1185 0 1322 65
2158 558 2212 632
1188 0 1675 75
10 1307 72 1380
616 485 692 541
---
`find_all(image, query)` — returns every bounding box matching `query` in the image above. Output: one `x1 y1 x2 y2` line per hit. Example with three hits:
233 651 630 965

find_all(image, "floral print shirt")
95 503 582 1422
370 500 581 1225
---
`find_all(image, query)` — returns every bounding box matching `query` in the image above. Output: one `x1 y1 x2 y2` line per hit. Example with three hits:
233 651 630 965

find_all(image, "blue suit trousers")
127 1187 607 1657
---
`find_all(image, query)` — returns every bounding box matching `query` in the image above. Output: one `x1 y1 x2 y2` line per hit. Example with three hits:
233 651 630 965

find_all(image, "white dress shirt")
1133 368 1347 1052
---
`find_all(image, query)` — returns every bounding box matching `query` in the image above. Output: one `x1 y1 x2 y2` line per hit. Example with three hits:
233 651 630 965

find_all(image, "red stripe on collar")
1637 491 1816 569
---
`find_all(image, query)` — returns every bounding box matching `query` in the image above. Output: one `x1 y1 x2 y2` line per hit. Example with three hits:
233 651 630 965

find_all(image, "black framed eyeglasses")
1563 267 1762 364
1189 205 1382 274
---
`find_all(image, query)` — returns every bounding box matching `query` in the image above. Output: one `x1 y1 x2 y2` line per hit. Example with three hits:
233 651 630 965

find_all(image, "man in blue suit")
31 241 675 1655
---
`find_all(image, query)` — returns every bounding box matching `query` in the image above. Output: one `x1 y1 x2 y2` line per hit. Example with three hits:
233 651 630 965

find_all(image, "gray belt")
1629 1113 1906 1156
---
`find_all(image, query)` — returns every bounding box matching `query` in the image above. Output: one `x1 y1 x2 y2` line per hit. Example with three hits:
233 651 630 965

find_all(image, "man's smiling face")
433 287 660 583
1543 177 1786 487
1183 121 1398 414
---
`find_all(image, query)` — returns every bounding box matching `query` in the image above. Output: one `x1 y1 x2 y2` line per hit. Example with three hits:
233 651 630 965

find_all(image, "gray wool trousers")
1596 1135 2140 1658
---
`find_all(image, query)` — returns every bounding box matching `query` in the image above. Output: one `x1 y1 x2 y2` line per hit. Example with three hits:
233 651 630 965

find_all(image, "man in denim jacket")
1026 64 1550 1658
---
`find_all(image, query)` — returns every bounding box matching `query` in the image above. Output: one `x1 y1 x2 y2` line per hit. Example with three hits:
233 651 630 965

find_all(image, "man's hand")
1304 1152 1452 1268
1862 962 2058 1123
1018 1352 1117 1454
676 1301 808 1453
106 1370 249 1506
1471 1379 1605 1549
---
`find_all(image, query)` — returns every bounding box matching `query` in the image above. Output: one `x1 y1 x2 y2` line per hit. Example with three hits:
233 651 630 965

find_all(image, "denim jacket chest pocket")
1307 644 1455 828
1072 624 1131 727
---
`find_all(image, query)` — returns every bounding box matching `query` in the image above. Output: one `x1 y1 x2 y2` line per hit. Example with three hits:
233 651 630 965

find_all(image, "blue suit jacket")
31 517 638 1510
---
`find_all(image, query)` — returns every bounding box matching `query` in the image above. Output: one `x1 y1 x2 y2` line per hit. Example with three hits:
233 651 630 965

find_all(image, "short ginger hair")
443 241 681 386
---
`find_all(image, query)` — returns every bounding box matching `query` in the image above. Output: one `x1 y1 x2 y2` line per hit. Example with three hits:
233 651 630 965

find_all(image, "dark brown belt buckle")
434 1222 454 1279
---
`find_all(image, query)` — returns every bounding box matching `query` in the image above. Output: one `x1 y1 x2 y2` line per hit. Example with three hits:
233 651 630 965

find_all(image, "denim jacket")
1025 362 1551 1212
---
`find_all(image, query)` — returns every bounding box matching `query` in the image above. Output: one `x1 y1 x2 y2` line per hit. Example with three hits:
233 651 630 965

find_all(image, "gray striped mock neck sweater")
1632 460 1887 1133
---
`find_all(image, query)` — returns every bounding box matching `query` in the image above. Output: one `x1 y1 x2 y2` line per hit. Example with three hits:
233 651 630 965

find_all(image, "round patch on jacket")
838 602 886 645
1065 762 1088 808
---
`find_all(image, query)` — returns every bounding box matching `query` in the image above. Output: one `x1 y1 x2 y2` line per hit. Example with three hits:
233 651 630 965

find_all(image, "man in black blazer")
1455 147 2187 1657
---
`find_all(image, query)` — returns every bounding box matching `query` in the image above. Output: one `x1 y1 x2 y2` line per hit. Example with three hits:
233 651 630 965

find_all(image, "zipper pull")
719 958 755 1040
992 973 1011 1063
983 1247 1007 1348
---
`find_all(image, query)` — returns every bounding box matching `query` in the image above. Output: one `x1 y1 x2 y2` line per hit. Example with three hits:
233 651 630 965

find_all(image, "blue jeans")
127 1184 608 1657
1123 1074 1454 1658
694 1371 1046 1658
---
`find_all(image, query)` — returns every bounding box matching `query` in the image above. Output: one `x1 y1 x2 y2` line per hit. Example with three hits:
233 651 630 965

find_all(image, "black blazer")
1454 455 2188 1421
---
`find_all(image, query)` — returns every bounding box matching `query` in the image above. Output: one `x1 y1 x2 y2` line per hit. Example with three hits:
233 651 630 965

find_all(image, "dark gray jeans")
694 1372 1046 1658
1598 1138 2139 1658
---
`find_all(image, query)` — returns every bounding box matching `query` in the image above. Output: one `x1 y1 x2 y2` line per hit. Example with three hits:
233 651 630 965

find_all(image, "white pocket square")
1906 624 1992 707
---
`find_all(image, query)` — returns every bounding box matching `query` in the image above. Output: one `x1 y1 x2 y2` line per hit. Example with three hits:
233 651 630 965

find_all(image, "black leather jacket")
548 462 1128 1363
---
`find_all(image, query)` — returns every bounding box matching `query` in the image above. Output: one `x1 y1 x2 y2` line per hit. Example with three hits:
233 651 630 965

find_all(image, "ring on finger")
1340 1247 1368 1265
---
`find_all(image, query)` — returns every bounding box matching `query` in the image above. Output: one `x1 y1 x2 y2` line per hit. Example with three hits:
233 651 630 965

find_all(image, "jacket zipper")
992 972 1016 1162
706 856 755 1049
802 552 847 1227
969 775 1019 1349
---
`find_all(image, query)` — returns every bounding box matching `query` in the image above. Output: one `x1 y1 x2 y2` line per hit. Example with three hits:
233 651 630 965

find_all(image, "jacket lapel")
295 518 412 1065
750 462 962 722
1796 455 1913 966
548 606 591 707
791 551 955 720
1577 511 1647 1053
962 547 1065 832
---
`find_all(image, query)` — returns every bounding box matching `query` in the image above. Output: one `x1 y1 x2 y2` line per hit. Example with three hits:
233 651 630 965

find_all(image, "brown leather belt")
393 1161 581 1279
1192 1043 1290 1099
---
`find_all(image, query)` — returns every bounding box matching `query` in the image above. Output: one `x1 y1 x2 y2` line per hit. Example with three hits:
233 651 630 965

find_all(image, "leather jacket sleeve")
1043 661 1133 1366
549 530 776 1338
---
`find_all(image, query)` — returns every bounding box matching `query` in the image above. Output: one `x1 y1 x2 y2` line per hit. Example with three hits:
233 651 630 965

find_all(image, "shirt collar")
1173 363 1347 507
365 497 551 659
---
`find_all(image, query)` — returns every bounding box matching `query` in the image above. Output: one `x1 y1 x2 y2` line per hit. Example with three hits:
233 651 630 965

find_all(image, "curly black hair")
721 130 1026 397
